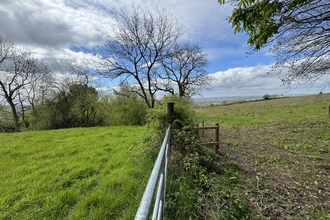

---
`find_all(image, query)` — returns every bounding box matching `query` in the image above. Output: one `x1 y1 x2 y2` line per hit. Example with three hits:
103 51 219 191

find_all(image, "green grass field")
0 126 154 220
196 94 330 126
2 94 330 219
194 94 330 219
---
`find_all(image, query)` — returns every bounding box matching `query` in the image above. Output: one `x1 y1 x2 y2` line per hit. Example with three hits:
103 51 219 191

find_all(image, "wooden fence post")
167 102 174 125
215 123 219 152
195 123 199 136
202 120 205 137
193 121 220 153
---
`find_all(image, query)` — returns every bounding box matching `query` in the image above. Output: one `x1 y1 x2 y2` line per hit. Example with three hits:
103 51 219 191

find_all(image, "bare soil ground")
218 123 330 219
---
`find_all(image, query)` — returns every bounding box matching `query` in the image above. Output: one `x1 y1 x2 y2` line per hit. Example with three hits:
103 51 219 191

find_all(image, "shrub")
24 87 148 130
263 94 271 100
105 94 148 126
145 95 220 218
146 95 195 133
0 105 16 132
23 104 53 130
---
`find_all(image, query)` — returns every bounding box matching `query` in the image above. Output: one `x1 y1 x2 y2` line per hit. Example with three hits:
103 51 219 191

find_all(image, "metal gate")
134 126 171 220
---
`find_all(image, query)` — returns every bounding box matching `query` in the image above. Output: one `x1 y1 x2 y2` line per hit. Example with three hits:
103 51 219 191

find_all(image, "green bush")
145 95 254 219
165 125 224 219
146 95 195 133
105 94 148 126
145 95 222 218
25 84 101 129
23 104 53 130
24 85 149 130
0 106 16 132
263 94 270 100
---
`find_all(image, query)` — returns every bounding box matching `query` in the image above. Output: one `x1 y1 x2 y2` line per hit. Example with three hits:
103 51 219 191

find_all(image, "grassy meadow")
194 93 330 219
1 94 330 219
197 94 330 126
0 126 154 220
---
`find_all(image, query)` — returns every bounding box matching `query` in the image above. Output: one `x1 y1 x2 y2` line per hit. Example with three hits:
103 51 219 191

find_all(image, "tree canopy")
42 84 99 129
161 42 209 97
97 6 209 107
219 0 330 88
97 6 183 108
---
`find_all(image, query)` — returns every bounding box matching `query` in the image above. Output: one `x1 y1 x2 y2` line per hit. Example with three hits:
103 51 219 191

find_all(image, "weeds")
165 126 253 219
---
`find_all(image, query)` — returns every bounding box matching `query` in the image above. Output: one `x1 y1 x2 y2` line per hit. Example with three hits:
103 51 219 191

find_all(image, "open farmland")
0 126 154 220
195 94 330 219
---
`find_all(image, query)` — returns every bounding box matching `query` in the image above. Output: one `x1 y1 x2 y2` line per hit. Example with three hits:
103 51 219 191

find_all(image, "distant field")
0 126 154 220
196 94 330 126
195 93 330 219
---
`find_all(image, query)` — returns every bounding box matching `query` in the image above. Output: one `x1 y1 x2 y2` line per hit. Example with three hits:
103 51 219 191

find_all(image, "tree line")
0 6 209 132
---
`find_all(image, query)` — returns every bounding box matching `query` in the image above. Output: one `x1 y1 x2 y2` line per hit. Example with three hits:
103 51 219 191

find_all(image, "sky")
0 0 326 98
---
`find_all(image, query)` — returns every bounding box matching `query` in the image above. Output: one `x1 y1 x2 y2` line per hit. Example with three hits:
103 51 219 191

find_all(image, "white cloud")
202 65 324 98
0 0 238 70
211 65 272 87
0 0 235 49
0 0 114 49
1 0 323 98
28 46 101 68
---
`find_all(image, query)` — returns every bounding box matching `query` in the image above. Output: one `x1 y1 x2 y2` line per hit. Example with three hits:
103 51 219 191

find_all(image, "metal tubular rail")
134 126 171 220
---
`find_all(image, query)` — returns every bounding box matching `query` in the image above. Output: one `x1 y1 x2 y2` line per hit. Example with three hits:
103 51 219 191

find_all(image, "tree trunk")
178 84 185 97
7 98 20 132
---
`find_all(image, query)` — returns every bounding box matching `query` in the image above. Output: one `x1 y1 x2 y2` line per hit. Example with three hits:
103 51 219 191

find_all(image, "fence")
134 125 171 220
193 122 220 152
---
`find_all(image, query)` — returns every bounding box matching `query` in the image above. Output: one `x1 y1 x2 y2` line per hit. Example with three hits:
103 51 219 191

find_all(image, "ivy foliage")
147 95 253 219
146 95 195 133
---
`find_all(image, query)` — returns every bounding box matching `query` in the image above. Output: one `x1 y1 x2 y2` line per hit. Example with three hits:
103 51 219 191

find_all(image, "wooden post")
202 120 205 137
214 123 219 153
328 106 330 115
195 123 199 136
167 102 174 125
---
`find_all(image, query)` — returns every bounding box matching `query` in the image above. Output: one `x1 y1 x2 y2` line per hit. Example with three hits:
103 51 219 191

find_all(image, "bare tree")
51 60 97 94
16 62 53 118
271 0 330 88
0 36 39 131
97 6 183 108
161 42 210 97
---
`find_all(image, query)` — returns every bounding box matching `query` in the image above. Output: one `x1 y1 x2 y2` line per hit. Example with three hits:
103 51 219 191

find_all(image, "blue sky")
0 0 326 98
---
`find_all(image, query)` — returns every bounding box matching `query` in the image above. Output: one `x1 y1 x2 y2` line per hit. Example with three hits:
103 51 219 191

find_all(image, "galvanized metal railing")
134 125 171 220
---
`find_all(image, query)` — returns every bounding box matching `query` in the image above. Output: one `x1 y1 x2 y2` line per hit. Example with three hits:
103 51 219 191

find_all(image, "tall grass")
0 126 154 219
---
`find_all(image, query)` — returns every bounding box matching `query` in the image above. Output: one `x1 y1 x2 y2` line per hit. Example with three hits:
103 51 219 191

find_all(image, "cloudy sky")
0 0 325 98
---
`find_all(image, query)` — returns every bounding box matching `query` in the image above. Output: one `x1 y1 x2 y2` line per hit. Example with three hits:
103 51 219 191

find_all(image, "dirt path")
219 125 330 219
